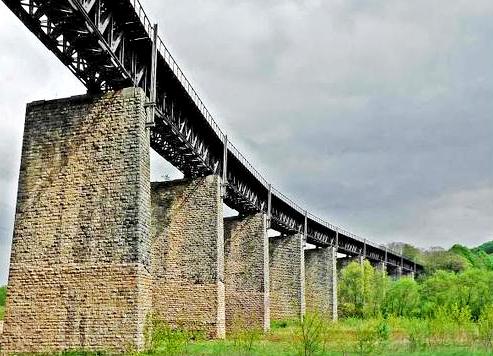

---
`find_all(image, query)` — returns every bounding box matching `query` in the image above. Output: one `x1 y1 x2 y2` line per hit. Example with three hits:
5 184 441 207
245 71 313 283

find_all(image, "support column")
304 246 338 320
2 88 152 353
224 213 269 333
358 255 365 266
150 176 225 339
269 233 305 322
378 261 387 274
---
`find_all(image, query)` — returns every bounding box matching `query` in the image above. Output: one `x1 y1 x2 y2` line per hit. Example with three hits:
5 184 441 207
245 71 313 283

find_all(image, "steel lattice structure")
1 0 422 273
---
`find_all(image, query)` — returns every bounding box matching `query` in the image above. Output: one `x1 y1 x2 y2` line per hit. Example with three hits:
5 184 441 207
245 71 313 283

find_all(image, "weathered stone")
150 177 225 339
304 246 337 320
269 234 305 321
2 88 152 353
224 214 269 333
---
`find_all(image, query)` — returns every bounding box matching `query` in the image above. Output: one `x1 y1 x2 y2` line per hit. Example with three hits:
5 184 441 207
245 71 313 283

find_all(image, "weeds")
297 312 327 356
144 317 191 356
478 305 493 351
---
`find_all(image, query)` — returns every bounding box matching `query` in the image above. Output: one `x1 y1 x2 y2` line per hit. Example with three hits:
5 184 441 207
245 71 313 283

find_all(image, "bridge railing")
128 0 225 140
228 141 269 189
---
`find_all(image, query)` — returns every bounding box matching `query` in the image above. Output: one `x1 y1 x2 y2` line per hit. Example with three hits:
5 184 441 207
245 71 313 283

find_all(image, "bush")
478 305 493 351
429 306 456 346
145 318 191 355
406 318 430 352
354 319 390 355
297 312 327 356
0 286 6 307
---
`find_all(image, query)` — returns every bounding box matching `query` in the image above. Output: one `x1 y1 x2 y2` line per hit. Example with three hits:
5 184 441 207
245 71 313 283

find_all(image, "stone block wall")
1 88 152 353
269 234 305 321
224 214 269 333
304 246 337 320
150 177 225 339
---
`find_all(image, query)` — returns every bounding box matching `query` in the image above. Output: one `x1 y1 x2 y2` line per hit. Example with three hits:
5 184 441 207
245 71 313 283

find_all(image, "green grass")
0 305 4 320
141 318 493 356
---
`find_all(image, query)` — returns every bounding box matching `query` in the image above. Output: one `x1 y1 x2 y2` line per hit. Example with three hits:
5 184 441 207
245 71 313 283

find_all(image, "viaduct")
0 0 423 353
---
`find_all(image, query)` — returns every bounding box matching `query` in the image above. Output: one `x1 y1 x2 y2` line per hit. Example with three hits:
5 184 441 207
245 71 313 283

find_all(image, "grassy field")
142 317 493 356
0 305 4 320
0 316 491 355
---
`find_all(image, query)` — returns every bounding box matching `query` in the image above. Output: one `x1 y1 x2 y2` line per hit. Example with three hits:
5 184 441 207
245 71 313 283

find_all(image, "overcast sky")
1 0 493 284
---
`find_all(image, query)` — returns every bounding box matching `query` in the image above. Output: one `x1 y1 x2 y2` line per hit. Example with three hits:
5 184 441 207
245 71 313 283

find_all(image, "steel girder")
1 0 422 274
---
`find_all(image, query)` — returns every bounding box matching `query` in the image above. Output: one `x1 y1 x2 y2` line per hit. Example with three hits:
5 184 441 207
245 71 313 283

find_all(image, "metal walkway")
1 0 421 273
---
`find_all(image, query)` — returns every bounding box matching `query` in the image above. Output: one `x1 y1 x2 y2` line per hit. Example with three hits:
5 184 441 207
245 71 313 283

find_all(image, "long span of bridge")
0 0 427 351
2 0 421 272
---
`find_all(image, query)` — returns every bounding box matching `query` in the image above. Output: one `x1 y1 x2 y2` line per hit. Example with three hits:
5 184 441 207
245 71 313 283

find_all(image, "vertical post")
384 247 388 264
146 24 158 127
363 239 367 259
304 211 308 242
267 184 272 228
221 135 228 198
335 229 339 248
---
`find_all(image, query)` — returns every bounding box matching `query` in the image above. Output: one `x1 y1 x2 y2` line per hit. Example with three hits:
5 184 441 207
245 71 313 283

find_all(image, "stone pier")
224 214 269 333
2 88 152 353
269 233 305 322
304 246 338 320
150 177 225 339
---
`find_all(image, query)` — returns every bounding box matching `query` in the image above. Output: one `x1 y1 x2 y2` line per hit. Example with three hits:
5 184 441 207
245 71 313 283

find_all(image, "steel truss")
2 0 421 274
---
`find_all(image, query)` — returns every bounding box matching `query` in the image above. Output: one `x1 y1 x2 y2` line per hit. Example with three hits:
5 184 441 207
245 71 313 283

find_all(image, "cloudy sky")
1 0 492 284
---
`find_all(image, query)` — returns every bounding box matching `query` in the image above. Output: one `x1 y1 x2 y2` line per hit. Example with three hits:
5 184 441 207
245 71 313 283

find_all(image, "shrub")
354 319 390 355
429 306 455 346
406 318 430 352
297 312 327 356
0 286 6 307
144 318 191 355
478 305 493 351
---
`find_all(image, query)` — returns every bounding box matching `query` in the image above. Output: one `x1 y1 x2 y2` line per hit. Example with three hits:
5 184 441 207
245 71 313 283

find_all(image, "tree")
383 277 420 317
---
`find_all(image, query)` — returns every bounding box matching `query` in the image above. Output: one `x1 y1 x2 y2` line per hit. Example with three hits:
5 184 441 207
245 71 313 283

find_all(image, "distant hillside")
389 240 493 274
473 241 493 255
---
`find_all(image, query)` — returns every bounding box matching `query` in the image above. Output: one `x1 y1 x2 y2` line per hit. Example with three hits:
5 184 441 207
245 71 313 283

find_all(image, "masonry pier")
304 246 338 320
151 177 226 339
224 214 270 332
269 233 305 321
2 88 153 353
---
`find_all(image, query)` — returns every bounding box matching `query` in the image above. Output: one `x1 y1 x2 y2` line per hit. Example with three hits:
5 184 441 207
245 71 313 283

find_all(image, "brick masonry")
304 246 338 320
150 177 226 339
224 214 269 333
269 234 305 322
1 88 152 353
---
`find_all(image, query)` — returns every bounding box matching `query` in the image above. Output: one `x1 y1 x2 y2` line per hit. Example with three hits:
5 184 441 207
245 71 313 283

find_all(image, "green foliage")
451 244 493 270
423 248 469 274
354 318 391 354
406 318 431 352
383 277 420 317
296 312 327 356
0 285 6 307
231 327 262 355
474 241 493 255
338 260 383 318
478 305 493 351
144 318 192 356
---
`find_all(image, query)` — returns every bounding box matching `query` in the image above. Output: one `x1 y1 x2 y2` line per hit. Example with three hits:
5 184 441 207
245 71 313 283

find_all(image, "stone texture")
224 214 269 333
151 177 225 339
1 88 152 353
269 234 305 321
304 246 337 320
